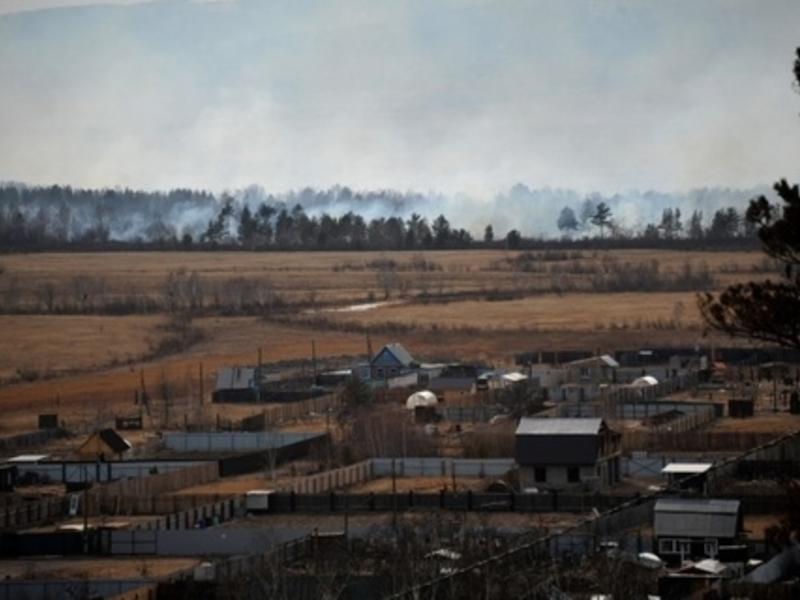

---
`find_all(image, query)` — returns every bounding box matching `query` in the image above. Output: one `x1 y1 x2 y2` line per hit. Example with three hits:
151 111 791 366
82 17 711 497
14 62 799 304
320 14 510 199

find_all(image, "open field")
0 248 771 309
307 291 703 331
0 314 167 381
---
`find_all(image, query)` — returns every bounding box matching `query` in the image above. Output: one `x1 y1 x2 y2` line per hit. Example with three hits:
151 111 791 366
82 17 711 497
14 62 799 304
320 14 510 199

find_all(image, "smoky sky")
1 0 799 196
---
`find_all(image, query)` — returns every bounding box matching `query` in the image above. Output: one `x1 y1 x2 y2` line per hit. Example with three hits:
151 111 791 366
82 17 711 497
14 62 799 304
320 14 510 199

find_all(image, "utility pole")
311 339 317 381
198 362 204 405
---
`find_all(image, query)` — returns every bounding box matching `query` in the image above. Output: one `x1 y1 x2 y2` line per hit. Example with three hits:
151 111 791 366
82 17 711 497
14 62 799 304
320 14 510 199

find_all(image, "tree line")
0 183 758 251
556 201 756 241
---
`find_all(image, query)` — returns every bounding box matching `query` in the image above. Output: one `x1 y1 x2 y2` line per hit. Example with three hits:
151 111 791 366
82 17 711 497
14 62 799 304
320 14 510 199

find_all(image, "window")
704 539 718 558
567 467 580 483
659 538 691 556
534 467 546 483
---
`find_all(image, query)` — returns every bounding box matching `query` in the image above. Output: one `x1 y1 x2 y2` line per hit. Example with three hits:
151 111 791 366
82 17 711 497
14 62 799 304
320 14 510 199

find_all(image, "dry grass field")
311 291 702 331
0 248 774 434
0 248 770 307
0 314 167 381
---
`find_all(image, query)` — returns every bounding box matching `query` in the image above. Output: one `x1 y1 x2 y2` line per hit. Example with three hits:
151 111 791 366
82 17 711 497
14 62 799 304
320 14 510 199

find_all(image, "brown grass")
0 248 767 306
311 291 702 331
0 315 167 381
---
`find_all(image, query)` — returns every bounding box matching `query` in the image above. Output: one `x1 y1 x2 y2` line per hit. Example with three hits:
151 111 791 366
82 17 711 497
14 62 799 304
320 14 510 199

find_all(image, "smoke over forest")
0 181 767 248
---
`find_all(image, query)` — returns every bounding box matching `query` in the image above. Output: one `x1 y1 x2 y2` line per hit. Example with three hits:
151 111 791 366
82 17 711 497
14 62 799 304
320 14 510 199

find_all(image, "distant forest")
0 183 760 251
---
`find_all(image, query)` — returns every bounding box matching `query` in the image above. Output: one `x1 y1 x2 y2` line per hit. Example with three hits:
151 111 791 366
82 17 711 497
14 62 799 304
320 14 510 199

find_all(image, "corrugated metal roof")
654 498 740 539
655 498 740 514
215 367 257 391
383 343 415 366
515 417 603 436
566 354 620 368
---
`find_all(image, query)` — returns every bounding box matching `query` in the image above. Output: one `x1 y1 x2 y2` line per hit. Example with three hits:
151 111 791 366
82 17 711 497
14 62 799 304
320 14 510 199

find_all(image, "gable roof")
97 429 132 454
372 343 415 367
654 498 740 539
215 367 258 391
566 354 620 369
516 417 604 436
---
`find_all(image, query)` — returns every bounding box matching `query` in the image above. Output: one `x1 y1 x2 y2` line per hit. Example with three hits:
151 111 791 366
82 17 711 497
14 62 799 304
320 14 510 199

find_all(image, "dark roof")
515 418 610 466
372 343 415 367
216 367 258 391
428 378 475 392
516 418 603 436
98 429 132 454
654 498 740 539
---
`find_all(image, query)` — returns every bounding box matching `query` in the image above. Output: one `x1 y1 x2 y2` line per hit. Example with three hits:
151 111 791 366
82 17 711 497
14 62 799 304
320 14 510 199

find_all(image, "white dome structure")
406 390 438 410
631 375 659 388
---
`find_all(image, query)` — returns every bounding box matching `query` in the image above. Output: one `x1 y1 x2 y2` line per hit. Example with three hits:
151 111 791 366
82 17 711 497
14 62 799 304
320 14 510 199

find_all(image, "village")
1 338 800 599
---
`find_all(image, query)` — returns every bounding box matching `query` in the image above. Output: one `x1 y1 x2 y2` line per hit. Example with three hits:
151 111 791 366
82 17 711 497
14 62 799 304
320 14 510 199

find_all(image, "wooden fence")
266 490 641 514
88 462 220 515
646 406 715 434
276 460 374 495
0 495 65 530
260 394 342 428
622 430 784 453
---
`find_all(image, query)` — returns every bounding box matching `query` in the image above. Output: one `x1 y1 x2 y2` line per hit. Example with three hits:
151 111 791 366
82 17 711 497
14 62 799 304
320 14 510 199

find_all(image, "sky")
1 0 799 197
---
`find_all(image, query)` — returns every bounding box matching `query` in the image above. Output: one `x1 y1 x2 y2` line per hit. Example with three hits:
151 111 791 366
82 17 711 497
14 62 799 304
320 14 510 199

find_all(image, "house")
370 343 416 380
654 498 745 565
564 354 619 384
213 367 260 403
514 417 621 490
78 429 132 460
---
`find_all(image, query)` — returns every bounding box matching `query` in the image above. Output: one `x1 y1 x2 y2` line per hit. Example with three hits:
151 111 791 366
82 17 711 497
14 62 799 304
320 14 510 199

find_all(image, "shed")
78 429 132 460
662 463 712 492
213 367 260 402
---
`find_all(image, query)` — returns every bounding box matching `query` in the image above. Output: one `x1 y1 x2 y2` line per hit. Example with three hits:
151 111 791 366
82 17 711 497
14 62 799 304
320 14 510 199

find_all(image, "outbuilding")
213 367 260 403
78 429 132 460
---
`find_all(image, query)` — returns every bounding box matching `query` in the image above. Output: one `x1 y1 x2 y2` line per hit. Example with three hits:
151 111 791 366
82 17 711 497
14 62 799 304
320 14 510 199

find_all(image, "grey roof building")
514 417 621 490
654 498 744 565
213 367 260 403
654 498 741 539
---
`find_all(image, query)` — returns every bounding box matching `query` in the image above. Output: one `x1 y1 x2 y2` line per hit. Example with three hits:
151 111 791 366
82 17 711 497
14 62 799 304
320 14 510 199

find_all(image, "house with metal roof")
564 354 619 385
213 367 260 402
654 498 745 565
514 417 621 490
370 343 417 380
